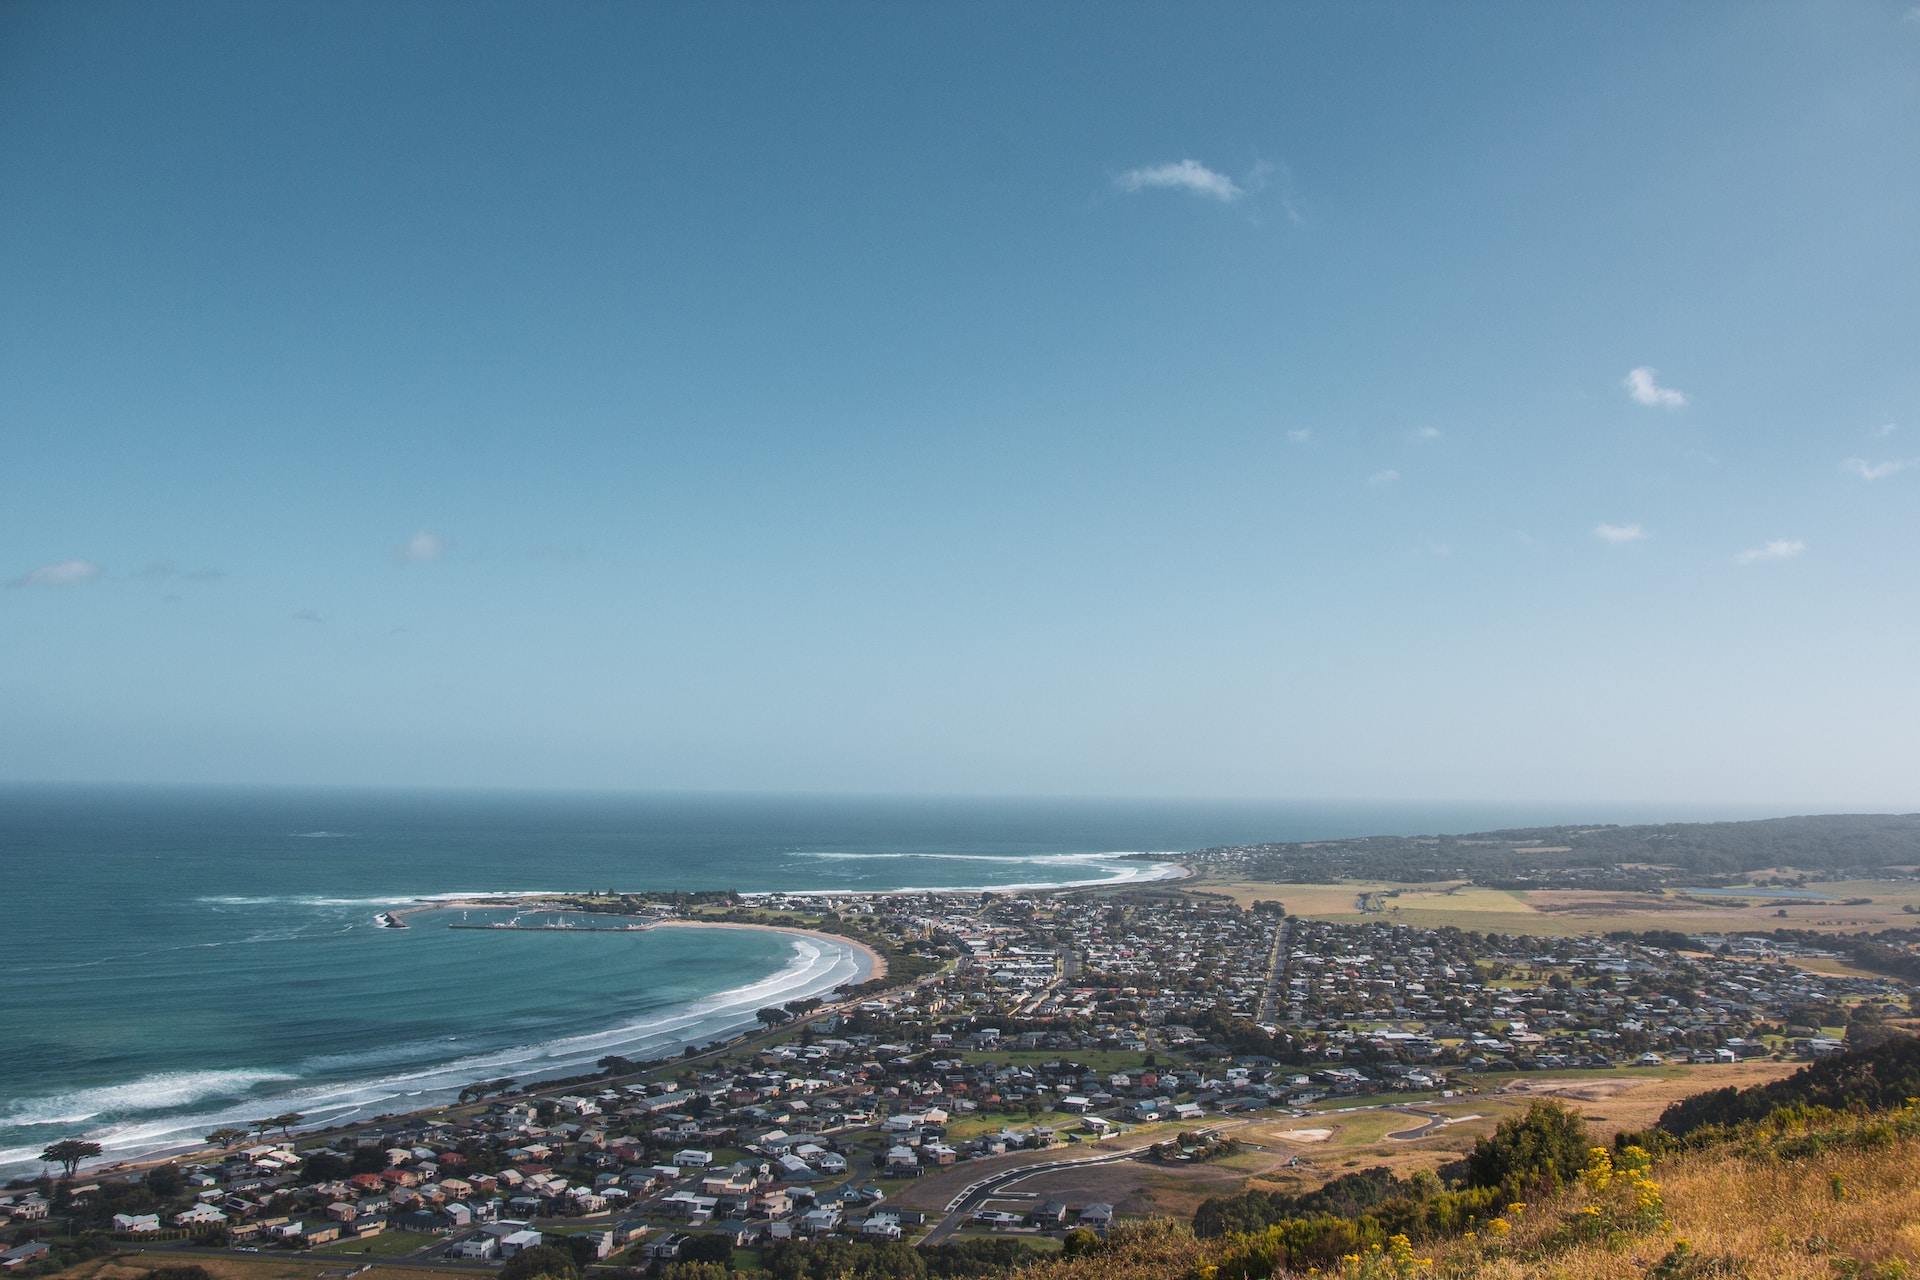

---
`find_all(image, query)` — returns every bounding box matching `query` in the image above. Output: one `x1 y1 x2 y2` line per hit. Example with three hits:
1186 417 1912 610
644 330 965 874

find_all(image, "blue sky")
3 3 1918 805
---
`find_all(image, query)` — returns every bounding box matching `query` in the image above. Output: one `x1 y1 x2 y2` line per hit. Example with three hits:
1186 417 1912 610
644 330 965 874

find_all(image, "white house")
672 1149 714 1168
498 1229 544 1257
112 1213 161 1233
173 1204 228 1227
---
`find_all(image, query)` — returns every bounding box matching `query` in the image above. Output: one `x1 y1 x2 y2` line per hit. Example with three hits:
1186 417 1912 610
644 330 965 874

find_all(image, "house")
1030 1199 1069 1228
798 1207 842 1234
173 1204 228 1227
498 1229 544 1257
1 1242 52 1271
672 1149 714 1168
579 1231 616 1259
297 1223 341 1246
1077 1202 1115 1228
8 1196 49 1221
883 1145 920 1174
859 1213 902 1240
112 1213 162 1233
642 1233 686 1261
326 1202 359 1223
448 1236 499 1261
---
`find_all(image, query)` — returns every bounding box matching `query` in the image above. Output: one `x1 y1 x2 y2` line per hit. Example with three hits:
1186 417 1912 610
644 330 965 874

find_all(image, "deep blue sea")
0 787 1772 1176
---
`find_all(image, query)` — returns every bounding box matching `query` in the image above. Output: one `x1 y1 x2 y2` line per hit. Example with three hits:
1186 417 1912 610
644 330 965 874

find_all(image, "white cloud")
1625 366 1688 408
1735 539 1806 564
1412 426 1442 441
394 531 447 562
1843 457 1915 481
1116 159 1243 202
9 558 104 588
1366 469 1400 486
1872 422 1899 437
1593 523 1647 544
1906 5 1920 26
1286 429 1312 444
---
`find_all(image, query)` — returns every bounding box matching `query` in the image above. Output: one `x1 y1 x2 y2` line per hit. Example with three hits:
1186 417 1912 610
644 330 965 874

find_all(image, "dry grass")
1430 1134 1920 1279
1193 874 1920 939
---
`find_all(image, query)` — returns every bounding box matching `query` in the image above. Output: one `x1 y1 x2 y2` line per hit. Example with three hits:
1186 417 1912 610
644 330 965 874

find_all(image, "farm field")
1192 874 1920 937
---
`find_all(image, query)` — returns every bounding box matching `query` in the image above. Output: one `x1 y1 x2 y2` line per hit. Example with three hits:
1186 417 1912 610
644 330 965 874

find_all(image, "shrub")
1463 1099 1591 1196
500 1244 580 1280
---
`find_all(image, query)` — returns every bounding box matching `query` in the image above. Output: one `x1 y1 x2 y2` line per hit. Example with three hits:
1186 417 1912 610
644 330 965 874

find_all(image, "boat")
373 912 409 929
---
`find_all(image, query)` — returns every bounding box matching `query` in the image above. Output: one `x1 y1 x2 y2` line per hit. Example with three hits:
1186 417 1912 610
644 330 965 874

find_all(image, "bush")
144 1268 214 1280
1463 1099 1591 1196
677 1234 735 1266
500 1244 580 1280
1659 1033 1920 1136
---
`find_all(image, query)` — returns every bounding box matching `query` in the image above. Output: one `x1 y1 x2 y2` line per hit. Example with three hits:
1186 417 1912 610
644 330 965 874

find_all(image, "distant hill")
1185 812 1920 888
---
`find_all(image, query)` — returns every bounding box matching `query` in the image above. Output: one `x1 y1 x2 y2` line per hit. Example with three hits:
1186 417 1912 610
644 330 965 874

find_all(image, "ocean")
0 787 1761 1177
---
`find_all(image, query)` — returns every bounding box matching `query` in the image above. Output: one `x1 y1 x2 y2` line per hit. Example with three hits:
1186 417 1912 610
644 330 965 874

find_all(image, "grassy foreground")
1014 1108 1920 1280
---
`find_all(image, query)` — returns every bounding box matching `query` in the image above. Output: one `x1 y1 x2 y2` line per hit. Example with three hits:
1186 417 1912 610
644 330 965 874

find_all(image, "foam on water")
0 926 863 1175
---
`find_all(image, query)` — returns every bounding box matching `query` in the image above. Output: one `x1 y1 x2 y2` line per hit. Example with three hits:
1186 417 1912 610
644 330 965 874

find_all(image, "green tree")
42 1139 103 1179
659 1264 731 1280
204 1128 248 1149
499 1244 579 1280
756 1006 791 1026
1463 1099 1590 1196
267 1112 305 1140
1061 1229 1101 1257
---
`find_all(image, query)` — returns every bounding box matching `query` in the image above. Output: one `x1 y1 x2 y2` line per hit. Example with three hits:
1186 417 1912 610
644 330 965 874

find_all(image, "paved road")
1384 1108 1448 1141
1254 916 1292 1026
918 1150 1142 1246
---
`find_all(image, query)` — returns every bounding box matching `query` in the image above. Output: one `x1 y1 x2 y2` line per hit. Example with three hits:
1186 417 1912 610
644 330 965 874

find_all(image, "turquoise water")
0 787 1761 1175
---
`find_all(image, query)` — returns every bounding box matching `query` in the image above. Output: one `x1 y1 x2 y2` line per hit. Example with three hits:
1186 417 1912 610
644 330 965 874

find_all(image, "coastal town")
6 870 1916 1278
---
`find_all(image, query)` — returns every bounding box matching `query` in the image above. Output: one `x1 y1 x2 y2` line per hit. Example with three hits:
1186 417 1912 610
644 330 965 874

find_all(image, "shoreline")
649 918 887 982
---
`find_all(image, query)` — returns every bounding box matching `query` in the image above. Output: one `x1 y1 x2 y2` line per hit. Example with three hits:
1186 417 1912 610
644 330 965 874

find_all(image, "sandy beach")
651 918 888 983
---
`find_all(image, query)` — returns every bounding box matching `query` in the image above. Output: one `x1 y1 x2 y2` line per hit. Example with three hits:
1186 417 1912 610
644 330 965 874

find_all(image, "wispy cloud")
394 531 448 563
1366 469 1400 486
1593 523 1647 544
1873 422 1899 437
1625 366 1688 408
1411 426 1442 442
292 609 325 624
9 558 104 588
1115 159 1243 203
1286 429 1313 444
1735 539 1806 564
1843 457 1915 481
